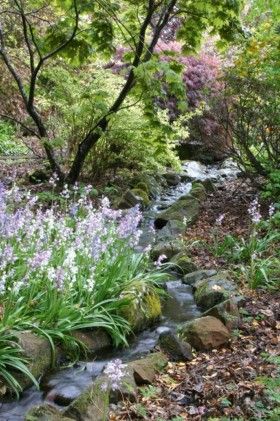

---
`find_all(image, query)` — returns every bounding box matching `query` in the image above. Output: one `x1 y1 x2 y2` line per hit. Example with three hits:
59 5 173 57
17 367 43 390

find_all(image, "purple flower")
248 198 262 224
102 359 127 391
29 250 51 270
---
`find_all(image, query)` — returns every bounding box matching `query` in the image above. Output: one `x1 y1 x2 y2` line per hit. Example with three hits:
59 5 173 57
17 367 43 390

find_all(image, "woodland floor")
111 178 280 421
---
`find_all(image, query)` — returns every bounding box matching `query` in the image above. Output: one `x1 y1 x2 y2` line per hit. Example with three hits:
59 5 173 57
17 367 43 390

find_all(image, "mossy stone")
170 252 197 275
134 182 150 195
190 182 206 201
120 281 162 332
194 273 237 310
130 188 150 207
25 404 72 421
155 195 199 226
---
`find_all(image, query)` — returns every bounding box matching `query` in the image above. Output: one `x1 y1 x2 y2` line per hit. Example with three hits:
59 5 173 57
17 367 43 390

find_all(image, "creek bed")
0 159 239 420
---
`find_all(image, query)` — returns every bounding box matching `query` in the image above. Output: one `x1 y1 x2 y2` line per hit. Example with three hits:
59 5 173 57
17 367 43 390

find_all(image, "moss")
170 252 197 275
130 188 150 207
120 281 161 332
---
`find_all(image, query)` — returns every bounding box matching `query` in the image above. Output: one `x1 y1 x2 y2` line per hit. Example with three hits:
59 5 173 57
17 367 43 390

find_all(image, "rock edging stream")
0 159 242 420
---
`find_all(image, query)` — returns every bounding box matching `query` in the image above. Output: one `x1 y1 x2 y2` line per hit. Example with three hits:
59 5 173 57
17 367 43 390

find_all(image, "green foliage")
262 170 280 201
0 121 27 156
0 329 39 398
210 214 280 290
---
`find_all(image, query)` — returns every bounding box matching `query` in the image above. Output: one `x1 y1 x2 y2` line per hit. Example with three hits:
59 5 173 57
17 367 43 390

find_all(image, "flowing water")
0 160 239 420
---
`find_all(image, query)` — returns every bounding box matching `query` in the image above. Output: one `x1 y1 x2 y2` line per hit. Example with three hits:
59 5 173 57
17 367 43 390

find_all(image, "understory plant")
0 180 166 395
210 199 280 290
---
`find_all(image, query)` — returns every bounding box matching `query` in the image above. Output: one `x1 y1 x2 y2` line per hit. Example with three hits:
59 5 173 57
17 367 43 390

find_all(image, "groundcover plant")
0 180 165 396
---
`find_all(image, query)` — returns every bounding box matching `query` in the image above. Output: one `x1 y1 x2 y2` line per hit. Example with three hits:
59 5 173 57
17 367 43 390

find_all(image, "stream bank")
0 159 241 420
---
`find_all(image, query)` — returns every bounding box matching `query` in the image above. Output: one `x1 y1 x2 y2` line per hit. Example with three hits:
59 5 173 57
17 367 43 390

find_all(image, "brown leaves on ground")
184 179 267 269
110 291 279 420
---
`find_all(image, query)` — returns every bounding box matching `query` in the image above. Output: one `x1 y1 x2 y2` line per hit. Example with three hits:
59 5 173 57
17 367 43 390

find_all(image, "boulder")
178 316 230 351
65 368 137 420
120 281 162 332
202 299 240 331
151 239 183 261
71 329 111 357
193 272 237 310
128 352 168 385
182 269 217 286
25 404 72 421
162 172 181 186
201 179 216 193
170 252 197 275
64 376 110 421
2 332 53 396
155 195 199 228
158 331 193 362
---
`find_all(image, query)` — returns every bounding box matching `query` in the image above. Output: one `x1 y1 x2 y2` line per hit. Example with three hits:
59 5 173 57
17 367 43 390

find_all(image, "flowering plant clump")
0 181 166 395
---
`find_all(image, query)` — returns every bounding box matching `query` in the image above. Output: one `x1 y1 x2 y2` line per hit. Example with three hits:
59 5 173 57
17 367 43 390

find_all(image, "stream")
0 159 240 420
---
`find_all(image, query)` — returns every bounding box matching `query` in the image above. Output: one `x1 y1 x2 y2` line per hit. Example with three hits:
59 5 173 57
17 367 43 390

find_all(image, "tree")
0 0 243 183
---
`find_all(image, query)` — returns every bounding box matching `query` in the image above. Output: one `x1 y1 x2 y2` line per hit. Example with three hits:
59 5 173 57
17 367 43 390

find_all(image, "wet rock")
155 195 199 227
3 332 53 396
158 331 193 362
162 172 181 186
202 299 240 331
128 352 168 385
178 316 230 351
193 272 237 310
71 328 111 356
25 404 72 421
182 269 217 286
120 281 162 332
151 239 183 260
64 376 110 421
65 368 137 420
117 189 143 209
170 252 197 275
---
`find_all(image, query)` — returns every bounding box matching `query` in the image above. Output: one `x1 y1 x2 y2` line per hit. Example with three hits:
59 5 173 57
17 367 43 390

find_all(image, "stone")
158 331 193 362
193 272 237 310
178 316 230 351
162 172 181 186
6 332 53 395
190 182 206 201
128 352 168 385
170 252 197 275
155 219 186 237
64 376 110 421
151 239 183 261
119 281 162 332
155 195 199 227
71 329 111 356
130 188 150 207
182 269 217 286
202 299 240 331
117 189 143 209
25 404 72 421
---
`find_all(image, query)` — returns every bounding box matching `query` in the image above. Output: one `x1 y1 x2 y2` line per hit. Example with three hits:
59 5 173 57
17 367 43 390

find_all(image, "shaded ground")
111 292 279 421
184 179 267 269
